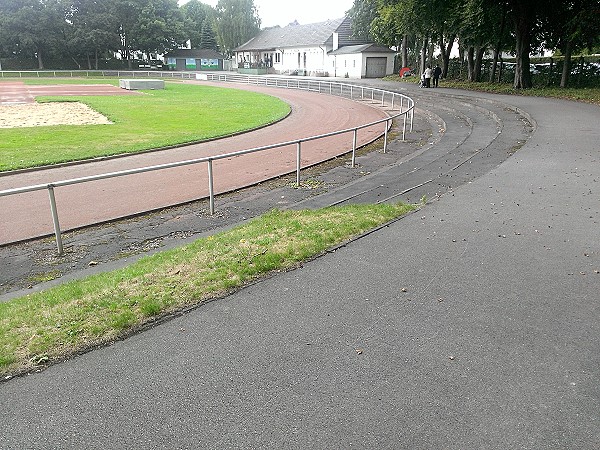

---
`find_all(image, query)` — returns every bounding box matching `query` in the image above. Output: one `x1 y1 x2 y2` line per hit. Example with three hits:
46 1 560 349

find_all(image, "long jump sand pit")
0 102 112 128
0 82 142 127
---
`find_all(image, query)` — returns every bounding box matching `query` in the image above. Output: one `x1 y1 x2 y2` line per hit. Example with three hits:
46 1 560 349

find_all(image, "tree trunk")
497 57 504 82
560 42 572 87
95 49 99 70
420 37 428 75
458 42 465 79
511 2 534 89
36 49 44 70
474 46 486 82
467 46 475 81
576 56 584 86
490 48 500 83
490 2 507 83
401 34 408 68
439 34 455 79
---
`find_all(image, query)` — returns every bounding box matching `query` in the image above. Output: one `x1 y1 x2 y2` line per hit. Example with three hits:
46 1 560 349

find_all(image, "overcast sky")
185 0 355 28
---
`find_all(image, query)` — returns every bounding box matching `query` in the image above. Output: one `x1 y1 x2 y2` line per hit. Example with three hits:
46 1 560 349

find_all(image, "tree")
67 0 121 69
180 0 215 48
213 0 260 56
0 0 69 69
199 20 219 51
506 0 537 88
541 0 600 87
348 0 377 41
129 0 186 58
458 0 505 82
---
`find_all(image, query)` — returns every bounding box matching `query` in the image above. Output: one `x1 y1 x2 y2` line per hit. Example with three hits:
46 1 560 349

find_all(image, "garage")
365 57 388 78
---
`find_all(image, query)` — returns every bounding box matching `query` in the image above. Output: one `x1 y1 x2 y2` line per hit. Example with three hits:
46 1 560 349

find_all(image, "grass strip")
384 75 600 106
0 203 415 377
0 81 290 171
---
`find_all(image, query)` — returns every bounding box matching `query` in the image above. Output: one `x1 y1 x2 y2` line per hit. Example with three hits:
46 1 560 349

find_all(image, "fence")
0 72 415 254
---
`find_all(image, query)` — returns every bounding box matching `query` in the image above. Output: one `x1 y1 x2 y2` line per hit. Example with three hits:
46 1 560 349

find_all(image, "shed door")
365 57 387 78
176 59 186 71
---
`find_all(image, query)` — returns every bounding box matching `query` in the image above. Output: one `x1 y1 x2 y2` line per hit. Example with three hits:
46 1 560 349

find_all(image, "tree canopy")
349 0 599 88
1 0 597 87
0 0 262 68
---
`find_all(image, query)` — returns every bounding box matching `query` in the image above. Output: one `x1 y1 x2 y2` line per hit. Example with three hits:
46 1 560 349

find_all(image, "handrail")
0 73 415 254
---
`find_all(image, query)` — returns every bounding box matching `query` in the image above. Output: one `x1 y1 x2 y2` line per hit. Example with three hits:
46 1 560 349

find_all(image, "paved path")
1 81 599 448
0 81 387 244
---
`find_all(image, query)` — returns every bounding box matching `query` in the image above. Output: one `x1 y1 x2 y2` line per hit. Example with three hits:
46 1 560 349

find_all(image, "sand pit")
0 102 112 128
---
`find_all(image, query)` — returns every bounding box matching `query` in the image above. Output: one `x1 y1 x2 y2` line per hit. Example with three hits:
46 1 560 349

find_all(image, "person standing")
424 65 432 88
433 64 442 87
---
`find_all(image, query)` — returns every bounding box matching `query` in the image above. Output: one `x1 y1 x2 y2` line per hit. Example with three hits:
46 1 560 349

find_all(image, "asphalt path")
1 80 599 448
0 81 387 244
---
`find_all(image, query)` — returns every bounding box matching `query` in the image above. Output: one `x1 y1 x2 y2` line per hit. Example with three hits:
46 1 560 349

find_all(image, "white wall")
234 47 395 79
275 46 330 74
331 54 362 78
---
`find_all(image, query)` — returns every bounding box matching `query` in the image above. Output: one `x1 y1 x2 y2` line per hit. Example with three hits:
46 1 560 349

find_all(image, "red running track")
0 81 389 245
0 81 141 105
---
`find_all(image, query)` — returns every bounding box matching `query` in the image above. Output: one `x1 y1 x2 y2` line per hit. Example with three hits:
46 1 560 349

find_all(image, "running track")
0 81 389 244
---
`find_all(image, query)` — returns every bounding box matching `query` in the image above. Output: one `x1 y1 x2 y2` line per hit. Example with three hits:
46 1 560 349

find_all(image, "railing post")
383 119 389 153
47 185 64 255
351 129 357 168
410 105 414 131
392 94 395 110
381 92 385 106
296 142 302 186
403 114 407 141
207 159 215 215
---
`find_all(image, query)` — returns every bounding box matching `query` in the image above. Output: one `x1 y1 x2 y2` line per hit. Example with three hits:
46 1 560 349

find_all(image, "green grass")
0 80 290 171
0 203 415 377
384 75 600 106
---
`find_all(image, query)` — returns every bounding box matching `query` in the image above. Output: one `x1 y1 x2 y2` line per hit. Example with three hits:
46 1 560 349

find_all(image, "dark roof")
329 44 395 55
235 17 370 51
164 49 225 59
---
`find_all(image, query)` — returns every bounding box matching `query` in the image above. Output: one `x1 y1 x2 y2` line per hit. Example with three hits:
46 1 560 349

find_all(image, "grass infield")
0 80 290 172
0 203 415 377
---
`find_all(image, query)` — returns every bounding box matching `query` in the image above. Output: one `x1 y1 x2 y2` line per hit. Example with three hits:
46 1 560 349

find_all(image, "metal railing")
0 69 199 79
0 73 415 254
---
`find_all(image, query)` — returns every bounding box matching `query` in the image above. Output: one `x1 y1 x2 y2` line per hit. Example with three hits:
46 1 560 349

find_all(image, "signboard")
201 59 219 69
186 58 196 69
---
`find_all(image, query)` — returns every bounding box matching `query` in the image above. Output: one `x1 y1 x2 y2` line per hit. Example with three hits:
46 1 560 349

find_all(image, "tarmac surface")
1 78 599 449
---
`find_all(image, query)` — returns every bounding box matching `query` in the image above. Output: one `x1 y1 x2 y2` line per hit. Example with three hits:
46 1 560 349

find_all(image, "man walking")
433 65 442 88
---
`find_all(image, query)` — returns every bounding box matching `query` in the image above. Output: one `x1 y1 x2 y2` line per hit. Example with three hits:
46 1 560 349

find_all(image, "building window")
275 53 281 63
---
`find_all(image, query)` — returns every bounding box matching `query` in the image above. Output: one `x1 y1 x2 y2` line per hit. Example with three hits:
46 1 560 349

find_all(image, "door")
365 57 388 78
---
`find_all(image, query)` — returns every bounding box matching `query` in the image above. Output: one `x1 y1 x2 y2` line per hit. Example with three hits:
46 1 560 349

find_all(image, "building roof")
329 44 396 55
164 49 225 59
235 17 370 51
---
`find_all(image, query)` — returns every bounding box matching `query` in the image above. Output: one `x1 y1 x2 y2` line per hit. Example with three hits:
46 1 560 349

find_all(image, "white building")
233 17 395 79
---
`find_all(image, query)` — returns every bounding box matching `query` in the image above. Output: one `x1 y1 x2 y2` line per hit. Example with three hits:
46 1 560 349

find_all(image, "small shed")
329 44 396 78
164 49 226 71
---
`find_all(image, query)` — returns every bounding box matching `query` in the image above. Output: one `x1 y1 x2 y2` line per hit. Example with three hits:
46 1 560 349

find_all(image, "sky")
184 0 355 28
